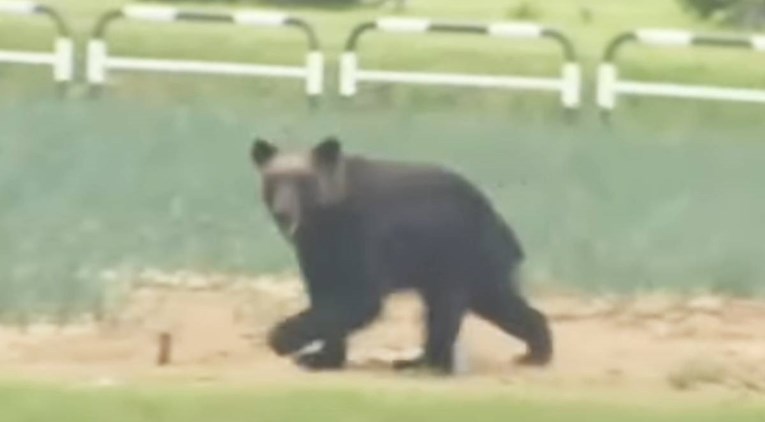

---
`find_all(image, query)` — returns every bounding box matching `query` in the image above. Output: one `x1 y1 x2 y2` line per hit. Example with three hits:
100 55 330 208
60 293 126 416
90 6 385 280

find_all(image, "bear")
249 136 552 374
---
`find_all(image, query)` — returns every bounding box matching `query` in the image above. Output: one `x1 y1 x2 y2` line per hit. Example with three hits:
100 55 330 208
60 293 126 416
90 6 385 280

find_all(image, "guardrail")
340 18 582 112
598 28 765 120
0 1 74 94
86 5 323 98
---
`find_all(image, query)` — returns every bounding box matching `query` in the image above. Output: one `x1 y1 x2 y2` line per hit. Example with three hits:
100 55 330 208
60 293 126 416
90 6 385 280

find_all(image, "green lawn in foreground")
0 382 762 422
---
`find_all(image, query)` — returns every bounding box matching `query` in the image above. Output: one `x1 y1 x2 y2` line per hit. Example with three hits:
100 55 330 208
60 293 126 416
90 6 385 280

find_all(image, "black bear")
250 136 552 374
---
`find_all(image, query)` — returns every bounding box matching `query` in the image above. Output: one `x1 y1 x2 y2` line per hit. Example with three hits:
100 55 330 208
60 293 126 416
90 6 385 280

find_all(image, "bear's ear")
312 136 342 168
251 138 278 168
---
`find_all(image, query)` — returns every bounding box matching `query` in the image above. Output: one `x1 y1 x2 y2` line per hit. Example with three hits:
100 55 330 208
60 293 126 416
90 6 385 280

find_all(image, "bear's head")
250 137 347 239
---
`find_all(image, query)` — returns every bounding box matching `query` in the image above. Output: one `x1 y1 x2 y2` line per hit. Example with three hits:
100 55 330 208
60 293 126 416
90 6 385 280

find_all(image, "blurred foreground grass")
0 381 763 422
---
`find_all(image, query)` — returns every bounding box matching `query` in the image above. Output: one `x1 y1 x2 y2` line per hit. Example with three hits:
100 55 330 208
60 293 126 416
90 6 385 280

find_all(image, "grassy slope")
1 100 763 318
0 381 763 422
0 0 764 316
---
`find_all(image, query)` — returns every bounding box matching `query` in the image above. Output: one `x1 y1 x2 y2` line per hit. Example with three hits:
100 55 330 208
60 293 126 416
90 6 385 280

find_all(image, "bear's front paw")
295 349 345 371
268 318 312 356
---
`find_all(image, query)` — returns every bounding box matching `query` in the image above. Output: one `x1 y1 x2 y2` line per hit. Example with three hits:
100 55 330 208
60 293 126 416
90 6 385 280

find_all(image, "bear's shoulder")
341 155 490 214
345 156 469 189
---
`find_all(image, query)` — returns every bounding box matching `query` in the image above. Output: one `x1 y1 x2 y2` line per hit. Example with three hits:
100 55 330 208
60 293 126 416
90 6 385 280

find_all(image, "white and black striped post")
0 1 74 95
340 18 581 115
86 5 323 101
598 29 765 121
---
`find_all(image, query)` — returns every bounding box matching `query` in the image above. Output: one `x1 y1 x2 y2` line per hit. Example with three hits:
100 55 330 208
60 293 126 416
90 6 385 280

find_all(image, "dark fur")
253 139 552 374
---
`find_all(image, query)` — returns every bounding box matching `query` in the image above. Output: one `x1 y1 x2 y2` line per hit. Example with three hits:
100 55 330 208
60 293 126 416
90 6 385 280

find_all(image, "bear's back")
339 156 523 284
343 156 483 205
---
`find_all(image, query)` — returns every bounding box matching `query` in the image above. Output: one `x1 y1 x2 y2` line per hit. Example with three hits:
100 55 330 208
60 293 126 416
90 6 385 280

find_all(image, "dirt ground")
1 270 764 398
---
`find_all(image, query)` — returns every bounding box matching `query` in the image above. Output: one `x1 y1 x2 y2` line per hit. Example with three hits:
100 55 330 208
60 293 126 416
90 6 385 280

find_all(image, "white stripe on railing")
376 17 430 33
0 50 53 64
233 11 288 27
355 70 564 90
105 57 308 78
597 63 617 109
54 38 74 82
562 63 581 107
339 52 358 96
615 81 765 103
753 35 765 52
87 40 107 84
305 51 324 96
635 29 693 46
0 1 37 14
122 5 178 22
487 22 542 38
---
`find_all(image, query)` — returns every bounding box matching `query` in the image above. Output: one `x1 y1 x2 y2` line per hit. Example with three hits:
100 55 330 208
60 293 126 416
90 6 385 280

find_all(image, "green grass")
0 381 763 422
1 98 764 319
0 0 764 317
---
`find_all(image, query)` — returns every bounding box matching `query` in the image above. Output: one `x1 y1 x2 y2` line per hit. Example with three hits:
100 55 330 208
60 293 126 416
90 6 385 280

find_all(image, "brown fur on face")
251 137 347 238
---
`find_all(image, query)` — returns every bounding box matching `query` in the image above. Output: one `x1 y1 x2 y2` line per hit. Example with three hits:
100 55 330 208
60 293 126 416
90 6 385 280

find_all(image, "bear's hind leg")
470 283 553 366
394 288 467 375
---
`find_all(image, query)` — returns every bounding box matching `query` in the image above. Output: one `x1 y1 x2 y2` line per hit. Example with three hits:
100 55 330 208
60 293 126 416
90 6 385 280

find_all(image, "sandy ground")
1 271 764 399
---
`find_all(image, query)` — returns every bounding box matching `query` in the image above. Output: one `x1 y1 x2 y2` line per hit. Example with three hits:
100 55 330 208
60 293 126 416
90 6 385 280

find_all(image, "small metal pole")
157 331 173 366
